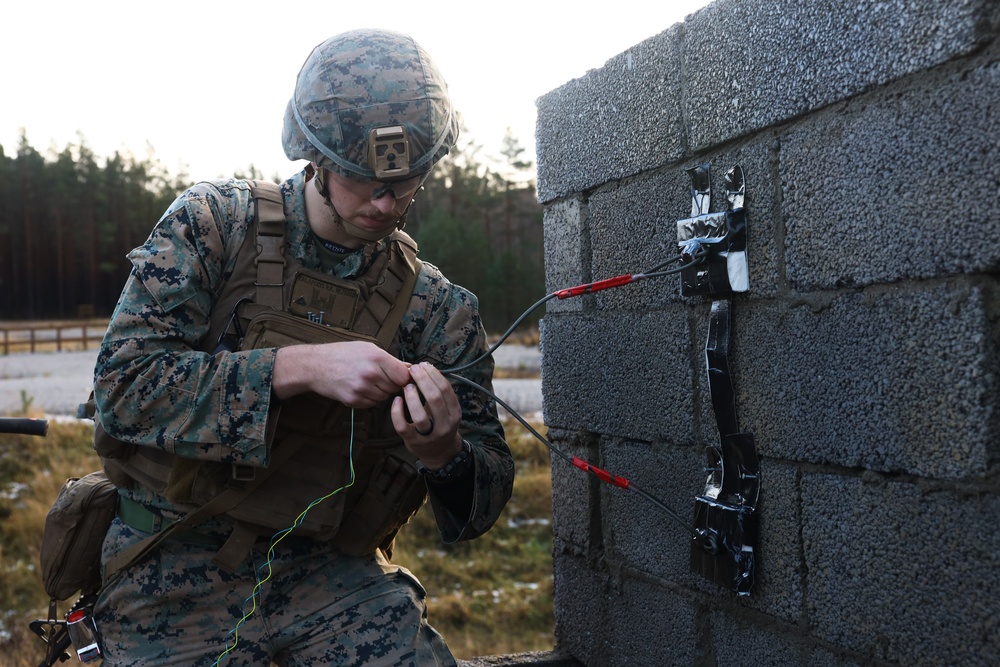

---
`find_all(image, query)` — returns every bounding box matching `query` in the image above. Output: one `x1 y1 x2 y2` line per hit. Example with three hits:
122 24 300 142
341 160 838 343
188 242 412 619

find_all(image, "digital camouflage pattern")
96 518 456 666
95 170 513 531
282 29 459 181
93 169 515 663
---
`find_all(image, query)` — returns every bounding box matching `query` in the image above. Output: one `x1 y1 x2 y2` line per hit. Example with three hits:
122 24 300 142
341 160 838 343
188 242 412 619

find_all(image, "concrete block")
602 441 804 622
536 27 686 202
682 0 990 151
711 610 803 666
807 647 878 667
552 548 609 666
540 312 695 442
802 473 1000 666
543 198 588 315
601 439 705 587
745 460 803 622
586 172 690 313
781 54 1000 289
548 429 599 549
735 280 999 479
536 4 1000 666
607 576 699 667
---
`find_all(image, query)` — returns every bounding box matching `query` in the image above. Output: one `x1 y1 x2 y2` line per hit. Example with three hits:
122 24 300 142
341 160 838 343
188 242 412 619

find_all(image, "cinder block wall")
535 1 1000 665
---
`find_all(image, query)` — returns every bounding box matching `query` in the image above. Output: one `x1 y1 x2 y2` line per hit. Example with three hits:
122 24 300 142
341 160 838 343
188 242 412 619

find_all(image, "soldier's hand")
272 341 412 408
391 362 463 467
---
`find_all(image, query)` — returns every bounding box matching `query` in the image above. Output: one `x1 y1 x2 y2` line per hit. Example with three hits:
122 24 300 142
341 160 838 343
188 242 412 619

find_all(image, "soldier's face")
325 170 419 238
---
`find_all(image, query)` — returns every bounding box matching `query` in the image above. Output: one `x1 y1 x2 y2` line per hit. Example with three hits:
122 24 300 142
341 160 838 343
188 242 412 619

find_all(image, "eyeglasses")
330 171 427 202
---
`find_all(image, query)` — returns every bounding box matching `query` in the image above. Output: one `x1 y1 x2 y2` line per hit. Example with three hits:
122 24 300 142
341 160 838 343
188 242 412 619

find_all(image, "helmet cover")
282 29 458 181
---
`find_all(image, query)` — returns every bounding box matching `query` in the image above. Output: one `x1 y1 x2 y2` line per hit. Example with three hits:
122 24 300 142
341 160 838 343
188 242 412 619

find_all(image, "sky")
1 0 713 182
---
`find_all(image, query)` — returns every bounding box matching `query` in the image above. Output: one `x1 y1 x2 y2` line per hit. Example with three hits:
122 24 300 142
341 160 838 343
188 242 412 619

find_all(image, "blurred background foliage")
0 122 545 334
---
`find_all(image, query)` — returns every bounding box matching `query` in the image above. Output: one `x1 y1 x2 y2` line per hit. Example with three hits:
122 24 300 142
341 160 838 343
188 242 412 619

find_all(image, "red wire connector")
555 274 638 299
572 457 630 489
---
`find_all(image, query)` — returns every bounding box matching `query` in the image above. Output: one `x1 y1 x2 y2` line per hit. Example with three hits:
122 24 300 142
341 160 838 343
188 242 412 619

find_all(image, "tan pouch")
240 308 380 350
331 441 426 557
40 471 118 600
159 309 380 537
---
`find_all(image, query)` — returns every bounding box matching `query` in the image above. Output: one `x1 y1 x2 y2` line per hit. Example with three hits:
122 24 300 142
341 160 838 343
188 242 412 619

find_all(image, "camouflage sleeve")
402 263 515 543
94 180 277 466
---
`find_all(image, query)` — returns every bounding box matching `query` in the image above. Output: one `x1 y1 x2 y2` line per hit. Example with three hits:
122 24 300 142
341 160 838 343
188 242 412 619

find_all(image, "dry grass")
492 367 542 380
489 326 540 348
393 417 555 657
0 418 100 667
0 415 554 665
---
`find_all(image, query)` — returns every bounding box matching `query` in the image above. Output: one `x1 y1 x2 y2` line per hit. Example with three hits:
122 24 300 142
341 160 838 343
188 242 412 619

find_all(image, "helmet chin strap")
313 166 411 243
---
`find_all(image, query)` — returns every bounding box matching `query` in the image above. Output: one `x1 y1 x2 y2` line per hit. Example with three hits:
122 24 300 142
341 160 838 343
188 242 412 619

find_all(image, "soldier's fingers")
403 383 429 422
409 363 453 400
420 362 451 390
390 395 411 433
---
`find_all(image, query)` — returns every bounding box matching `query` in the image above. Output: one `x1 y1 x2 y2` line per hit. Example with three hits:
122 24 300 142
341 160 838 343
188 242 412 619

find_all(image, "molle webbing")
250 181 287 310
356 235 420 349
246 180 421 349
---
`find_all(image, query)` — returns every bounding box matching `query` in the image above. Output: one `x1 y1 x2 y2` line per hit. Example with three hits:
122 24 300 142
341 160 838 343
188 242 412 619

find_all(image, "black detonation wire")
447 373 697 538
441 249 708 537
443 248 705 377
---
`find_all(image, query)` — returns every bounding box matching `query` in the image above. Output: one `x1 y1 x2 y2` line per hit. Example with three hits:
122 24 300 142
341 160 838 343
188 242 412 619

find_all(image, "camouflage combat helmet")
282 29 459 183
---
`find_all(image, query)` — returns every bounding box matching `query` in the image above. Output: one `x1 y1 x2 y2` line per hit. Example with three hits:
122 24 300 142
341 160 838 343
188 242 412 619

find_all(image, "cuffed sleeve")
402 263 515 543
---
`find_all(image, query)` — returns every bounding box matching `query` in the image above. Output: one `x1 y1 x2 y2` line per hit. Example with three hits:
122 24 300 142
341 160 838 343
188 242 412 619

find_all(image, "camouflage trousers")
94 517 457 666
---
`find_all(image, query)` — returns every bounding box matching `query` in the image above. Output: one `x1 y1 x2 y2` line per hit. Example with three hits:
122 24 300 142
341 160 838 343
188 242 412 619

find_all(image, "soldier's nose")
371 194 398 215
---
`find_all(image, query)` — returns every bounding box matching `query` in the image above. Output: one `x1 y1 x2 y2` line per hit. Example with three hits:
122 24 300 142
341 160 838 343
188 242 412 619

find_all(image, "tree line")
0 127 545 335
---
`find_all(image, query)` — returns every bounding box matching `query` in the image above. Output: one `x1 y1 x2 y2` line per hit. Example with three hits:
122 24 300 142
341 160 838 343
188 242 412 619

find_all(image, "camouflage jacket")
94 169 513 543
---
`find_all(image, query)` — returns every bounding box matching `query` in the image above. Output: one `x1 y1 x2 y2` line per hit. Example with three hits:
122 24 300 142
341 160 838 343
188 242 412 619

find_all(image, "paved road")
0 346 542 418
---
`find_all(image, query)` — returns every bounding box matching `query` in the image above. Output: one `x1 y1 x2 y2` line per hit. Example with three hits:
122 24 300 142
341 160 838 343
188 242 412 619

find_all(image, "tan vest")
97 181 427 562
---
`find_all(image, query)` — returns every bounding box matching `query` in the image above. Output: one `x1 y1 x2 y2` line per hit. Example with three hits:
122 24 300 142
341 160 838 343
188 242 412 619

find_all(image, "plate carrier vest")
96 181 428 570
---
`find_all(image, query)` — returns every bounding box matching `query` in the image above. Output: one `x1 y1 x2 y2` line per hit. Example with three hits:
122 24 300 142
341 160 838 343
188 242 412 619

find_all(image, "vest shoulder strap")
371 230 422 349
248 180 286 310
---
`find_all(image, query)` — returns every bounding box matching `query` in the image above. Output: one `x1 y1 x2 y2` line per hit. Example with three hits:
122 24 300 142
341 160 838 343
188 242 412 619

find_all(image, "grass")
492 366 544 380
0 414 554 666
393 416 555 657
0 418 98 666
487 326 540 349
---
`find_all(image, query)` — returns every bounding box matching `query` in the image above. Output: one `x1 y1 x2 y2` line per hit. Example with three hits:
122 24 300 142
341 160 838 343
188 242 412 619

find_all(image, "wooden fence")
0 319 109 355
